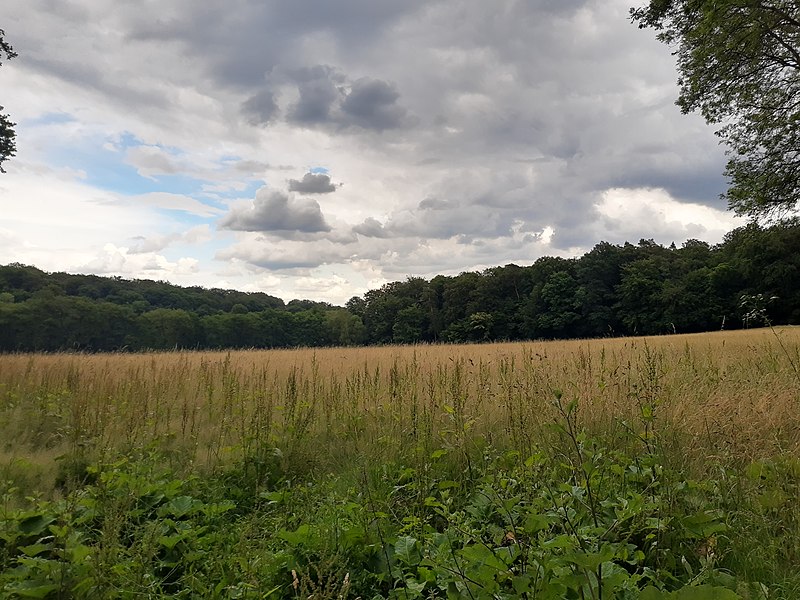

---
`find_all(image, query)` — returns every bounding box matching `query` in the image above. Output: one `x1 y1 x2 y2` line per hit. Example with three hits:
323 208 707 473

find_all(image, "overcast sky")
0 0 743 304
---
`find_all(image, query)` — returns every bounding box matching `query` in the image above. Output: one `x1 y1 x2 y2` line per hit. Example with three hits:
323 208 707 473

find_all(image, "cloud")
128 224 212 254
340 77 412 131
219 187 331 233
288 172 337 194
3 0 742 302
593 187 743 245
280 66 413 132
287 65 343 125
131 192 224 217
79 243 200 276
125 145 182 178
216 237 354 270
242 89 279 125
231 160 294 174
353 217 388 238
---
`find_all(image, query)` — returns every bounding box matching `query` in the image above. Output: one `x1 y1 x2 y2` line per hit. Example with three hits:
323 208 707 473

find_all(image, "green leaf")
18 514 55 536
674 585 741 600
459 544 507 572
6 581 60 599
523 513 550 535
67 543 92 563
565 544 615 571
446 581 461 600
158 533 187 550
341 525 366 548
158 495 200 518
640 585 742 600
394 536 419 564
278 524 312 546
541 534 577 550
404 578 426 597
18 543 52 557
681 511 727 538
512 574 533 595
640 587 666 600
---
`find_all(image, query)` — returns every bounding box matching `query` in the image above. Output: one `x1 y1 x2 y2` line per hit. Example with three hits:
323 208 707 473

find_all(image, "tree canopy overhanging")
0 28 16 173
631 0 800 219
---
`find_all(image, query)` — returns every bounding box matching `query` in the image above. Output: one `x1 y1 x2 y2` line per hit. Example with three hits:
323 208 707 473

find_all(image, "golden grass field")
1 327 799 497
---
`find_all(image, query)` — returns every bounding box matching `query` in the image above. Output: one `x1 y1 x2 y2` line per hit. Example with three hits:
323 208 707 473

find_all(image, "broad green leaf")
681 511 727 538
18 514 55 536
640 587 666 600
674 585 741 600
278 524 312 546
566 544 615 570
6 581 60 599
512 574 533 595
158 495 200 518
404 579 426 597
67 543 92 562
394 536 419 563
18 543 52 557
459 544 507 572
523 513 550 534
158 533 187 550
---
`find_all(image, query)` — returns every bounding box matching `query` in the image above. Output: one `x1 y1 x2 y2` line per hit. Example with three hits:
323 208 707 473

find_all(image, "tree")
0 28 16 173
529 271 585 339
631 1 800 218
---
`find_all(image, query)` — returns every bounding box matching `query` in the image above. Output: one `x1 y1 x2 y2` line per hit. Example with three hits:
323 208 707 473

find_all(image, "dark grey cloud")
288 66 343 124
126 1 430 88
418 198 451 210
288 172 338 194
353 217 388 238
340 78 410 131
219 188 331 234
5 0 740 297
242 90 279 125
283 67 413 132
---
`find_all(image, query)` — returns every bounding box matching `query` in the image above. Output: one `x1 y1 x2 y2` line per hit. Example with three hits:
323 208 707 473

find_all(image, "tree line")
0 269 363 351
0 220 798 352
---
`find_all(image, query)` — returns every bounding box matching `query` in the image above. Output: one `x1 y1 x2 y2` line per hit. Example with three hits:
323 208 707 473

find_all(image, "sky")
0 0 744 305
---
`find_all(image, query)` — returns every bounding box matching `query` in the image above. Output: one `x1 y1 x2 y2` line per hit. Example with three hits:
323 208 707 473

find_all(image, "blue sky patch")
22 112 77 127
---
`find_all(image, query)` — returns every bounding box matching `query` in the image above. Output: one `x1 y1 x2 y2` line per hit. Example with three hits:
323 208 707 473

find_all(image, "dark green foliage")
1 220 799 352
0 265 350 351
630 0 800 218
0 27 16 173
353 220 800 344
3 435 797 598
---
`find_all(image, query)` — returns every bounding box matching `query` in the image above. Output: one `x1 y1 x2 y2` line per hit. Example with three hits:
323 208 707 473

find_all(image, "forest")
1 219 798 352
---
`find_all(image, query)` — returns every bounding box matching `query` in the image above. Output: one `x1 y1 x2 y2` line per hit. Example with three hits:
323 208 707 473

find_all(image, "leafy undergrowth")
2 432 799 600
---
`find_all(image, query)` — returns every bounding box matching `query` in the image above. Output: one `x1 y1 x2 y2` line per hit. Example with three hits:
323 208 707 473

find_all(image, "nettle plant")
351 391 759 600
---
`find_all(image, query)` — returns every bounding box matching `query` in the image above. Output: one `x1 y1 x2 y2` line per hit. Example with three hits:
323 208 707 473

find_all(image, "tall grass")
2 328 800 598
1 328 798 497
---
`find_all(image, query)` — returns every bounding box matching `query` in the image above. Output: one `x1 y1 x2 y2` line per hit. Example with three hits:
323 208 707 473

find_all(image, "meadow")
1 328 799 599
